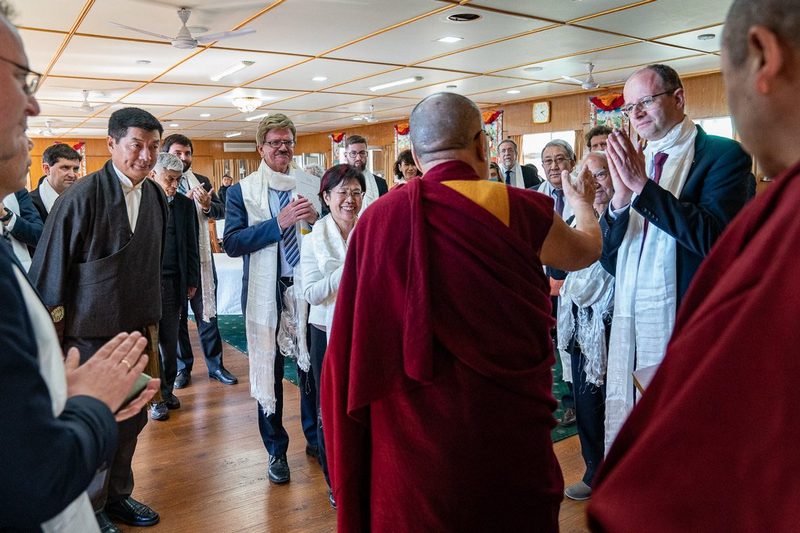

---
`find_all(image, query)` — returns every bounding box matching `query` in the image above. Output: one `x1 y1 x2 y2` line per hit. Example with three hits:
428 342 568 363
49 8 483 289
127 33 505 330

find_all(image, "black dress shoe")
105 497 160 527
165 393 181 410
305 444 319 459
268 454 290 484
209 367 238 385
95 511 122 533
328 489 337 509
174 370 190 389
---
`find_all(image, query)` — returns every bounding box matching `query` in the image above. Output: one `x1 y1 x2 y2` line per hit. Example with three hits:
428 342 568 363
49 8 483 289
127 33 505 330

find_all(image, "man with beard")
163 134 237 388
589 1 800 530
343 135 387 212
498 138 541 188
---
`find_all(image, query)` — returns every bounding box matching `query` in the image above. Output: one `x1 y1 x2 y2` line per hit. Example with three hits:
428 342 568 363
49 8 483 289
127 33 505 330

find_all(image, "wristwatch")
0 208 13 224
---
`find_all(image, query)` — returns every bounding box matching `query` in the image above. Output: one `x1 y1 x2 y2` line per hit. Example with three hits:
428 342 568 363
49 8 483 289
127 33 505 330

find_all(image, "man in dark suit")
163 134 237 388
218 173 232 207
498 138 542 189
30 142 81 222
148 152 200 421
600 64 752 448
344 135 387 212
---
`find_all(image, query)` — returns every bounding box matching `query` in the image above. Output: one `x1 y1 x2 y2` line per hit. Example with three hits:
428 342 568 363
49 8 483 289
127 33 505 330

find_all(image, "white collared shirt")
111 164 143 231
39 178 60 213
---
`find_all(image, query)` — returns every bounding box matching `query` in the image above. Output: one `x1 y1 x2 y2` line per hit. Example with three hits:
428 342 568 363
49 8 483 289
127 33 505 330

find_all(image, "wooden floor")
130 324 590 532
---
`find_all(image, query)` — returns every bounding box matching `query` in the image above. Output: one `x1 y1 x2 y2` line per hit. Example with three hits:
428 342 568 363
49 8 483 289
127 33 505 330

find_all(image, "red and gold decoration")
482 110 503 160
394 122 411 156
589 93 627 129
330 132 345 164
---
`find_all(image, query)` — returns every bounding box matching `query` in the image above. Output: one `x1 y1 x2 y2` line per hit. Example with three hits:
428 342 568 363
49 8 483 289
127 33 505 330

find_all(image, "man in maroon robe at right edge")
321 92 603 532
588 1 800 531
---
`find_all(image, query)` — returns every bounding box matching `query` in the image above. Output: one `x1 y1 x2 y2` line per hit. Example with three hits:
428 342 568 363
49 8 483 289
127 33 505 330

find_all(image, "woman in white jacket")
300 163 365 506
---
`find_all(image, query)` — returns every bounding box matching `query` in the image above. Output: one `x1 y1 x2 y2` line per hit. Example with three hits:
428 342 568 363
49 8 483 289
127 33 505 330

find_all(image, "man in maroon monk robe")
587 1 800 531
322 92 603 532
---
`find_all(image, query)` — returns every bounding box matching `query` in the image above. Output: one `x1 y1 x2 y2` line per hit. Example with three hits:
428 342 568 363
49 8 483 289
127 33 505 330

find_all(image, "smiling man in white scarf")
343 134 388 212
223 113 321 486
600 64 752 450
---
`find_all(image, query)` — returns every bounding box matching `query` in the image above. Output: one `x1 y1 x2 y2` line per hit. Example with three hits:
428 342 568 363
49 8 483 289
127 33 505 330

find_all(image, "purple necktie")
554 188 565 217
643 152 669 240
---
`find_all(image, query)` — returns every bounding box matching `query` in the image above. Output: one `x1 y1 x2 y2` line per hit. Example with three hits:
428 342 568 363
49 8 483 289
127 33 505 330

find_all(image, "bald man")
322 92 602 531
588 1 800 530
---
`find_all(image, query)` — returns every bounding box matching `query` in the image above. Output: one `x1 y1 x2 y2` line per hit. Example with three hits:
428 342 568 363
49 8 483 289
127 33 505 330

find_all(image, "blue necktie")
277 190 300 267
505 169 513 185
177 176 188 196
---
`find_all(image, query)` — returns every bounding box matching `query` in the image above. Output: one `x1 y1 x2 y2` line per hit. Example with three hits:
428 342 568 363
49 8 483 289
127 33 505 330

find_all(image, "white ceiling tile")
266 92 367 112
37 78 143 103
35 100 110 119
396 75 525 99
76 0 261 44
229 0 441 56
331 67 461 95
328 9 551 64
158 48 302 85
655 25 724 53
120 84 224 106
466 0 649 23
292 112 353 124
329 97 416 114
97 103 188 120
202 88 305 108
579 0 732 39
49 36 194 80
474 82 580 105
9 0 86 31
420 25 634 72
250 58 397 92
160 107 239 121
59 128 111 137
17 30 65 73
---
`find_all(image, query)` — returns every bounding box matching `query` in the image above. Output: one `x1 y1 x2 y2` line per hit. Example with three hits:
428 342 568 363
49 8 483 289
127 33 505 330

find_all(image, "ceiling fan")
51 90 104 113
110 7 256 50
36 120 58 137
353 105 377 123
561 62 600 90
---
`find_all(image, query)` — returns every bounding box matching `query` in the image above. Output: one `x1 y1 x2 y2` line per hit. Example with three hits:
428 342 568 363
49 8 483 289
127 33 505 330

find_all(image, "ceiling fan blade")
196 28 256 44
560 75 584 85
109 21 175 41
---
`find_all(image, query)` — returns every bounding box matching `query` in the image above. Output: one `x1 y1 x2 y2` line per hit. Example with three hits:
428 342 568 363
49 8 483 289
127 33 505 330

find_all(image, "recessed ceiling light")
225 131 242 138
352 116 363 121
506 90 521 94
136 59 151 65
437 36 463 43
369 76 423 92
523 66 543 72
200 113 211 118
245 112 269 122
447 13 481 22
210 60 255 82
312 76 328 82
169 123 180 127
697 33 716 41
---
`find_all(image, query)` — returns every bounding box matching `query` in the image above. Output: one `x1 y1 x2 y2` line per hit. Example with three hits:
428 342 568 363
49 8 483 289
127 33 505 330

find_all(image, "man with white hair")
497 138 541 188
148 152 199 421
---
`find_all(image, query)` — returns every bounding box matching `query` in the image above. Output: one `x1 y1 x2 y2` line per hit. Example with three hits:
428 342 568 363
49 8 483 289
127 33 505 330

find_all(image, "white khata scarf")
240 161 310 415
2 193 32 271
183 169 216 321
557 261 615 387
12 266 100 532
604 116 697 450
360 169 380 213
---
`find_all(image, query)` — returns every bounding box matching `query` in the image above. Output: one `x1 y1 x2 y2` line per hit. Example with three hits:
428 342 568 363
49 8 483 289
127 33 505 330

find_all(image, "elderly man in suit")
600 64 752 449
148 152 200 421
163 133 237 388
498 138 541 189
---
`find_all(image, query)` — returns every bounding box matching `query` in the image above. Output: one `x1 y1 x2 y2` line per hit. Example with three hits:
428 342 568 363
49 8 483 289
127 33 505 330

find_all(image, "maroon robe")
322 160 563 532
588 161 800 532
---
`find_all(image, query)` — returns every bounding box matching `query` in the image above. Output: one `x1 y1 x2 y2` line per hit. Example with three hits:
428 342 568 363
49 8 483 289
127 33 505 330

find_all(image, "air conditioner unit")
223 142 256 153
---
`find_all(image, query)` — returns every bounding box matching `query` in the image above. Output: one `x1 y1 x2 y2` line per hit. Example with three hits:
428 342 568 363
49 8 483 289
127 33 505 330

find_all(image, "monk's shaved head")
724 0 800 66
410 93 483 164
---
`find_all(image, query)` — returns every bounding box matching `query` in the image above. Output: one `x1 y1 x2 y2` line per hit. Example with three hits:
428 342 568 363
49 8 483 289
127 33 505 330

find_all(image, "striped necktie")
277 190 300 267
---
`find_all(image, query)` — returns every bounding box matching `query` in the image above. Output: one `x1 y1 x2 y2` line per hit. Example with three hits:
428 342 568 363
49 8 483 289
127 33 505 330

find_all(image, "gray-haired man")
148 152 200 420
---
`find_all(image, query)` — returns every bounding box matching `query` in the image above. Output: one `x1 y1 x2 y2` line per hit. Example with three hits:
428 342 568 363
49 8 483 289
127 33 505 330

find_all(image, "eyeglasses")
264 139 295 149
542 156 569 167
332 189 363 199
0 56 42 95
592 170 610 180
621 89 677 116
346 150 367 158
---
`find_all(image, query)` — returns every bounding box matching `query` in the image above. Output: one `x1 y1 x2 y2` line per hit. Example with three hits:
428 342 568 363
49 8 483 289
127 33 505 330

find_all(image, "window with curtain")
521 131 577 178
